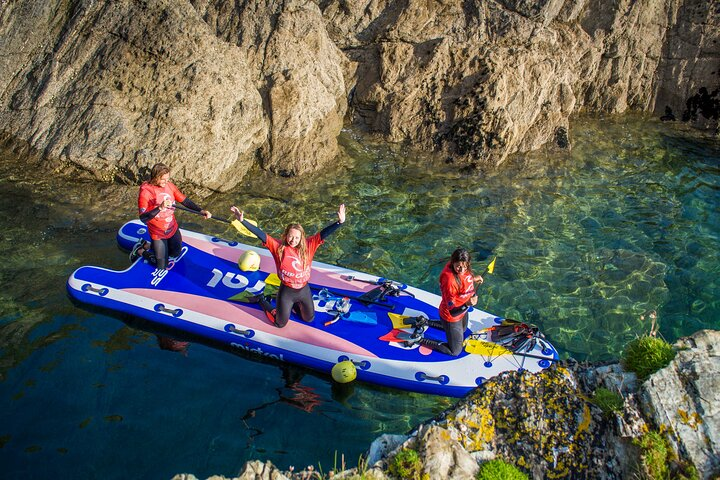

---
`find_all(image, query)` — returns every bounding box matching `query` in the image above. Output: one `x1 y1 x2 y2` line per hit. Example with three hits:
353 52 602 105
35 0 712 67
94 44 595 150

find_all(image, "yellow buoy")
331 360 357 384
238 250 260 271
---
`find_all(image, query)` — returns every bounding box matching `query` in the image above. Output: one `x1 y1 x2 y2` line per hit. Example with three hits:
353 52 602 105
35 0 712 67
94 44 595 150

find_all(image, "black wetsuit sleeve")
139 206 161 224
242 219 267 243
320 221 342 241
181 198 202 212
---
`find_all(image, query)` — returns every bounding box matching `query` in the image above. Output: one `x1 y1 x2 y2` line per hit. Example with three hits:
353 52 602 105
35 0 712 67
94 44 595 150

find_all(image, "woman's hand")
337 203 346 224
160 198 173 211
474 274 484 285
201 210 212 219
230 206 244 222
469 295 478 306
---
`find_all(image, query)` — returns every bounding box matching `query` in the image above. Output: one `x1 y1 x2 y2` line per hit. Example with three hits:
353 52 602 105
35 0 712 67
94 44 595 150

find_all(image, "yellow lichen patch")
471 405 495 447
677 409 703 430
547 466 570 478
577 404 592 434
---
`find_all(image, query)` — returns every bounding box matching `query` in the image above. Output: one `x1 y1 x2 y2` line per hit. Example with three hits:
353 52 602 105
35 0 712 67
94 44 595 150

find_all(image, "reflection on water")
0 114 718 477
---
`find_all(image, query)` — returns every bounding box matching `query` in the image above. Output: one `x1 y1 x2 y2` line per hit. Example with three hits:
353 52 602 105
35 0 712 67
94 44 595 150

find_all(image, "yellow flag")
486 257 496 274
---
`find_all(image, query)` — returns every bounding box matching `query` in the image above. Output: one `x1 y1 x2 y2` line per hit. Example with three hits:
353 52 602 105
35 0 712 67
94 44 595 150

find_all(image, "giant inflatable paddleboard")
67 220 558 397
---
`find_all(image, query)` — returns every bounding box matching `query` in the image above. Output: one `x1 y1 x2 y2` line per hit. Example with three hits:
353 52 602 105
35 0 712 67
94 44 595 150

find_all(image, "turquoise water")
1 114 718 478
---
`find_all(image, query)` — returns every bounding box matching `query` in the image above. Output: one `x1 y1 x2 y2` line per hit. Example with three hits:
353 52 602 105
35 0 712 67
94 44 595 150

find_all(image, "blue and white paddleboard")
66 220 558 397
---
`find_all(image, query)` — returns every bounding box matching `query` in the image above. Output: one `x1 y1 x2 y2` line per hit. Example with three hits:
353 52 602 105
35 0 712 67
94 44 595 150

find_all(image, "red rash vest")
138 181 186 240
438 262 476 322
264 233 324 289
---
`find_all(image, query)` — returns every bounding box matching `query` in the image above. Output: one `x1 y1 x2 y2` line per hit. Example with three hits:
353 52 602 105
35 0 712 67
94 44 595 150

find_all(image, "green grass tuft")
622 335 676 380
592 387 624 415
635 430 670 479
388 448 424 480
634 430 700 480
476 459 528 480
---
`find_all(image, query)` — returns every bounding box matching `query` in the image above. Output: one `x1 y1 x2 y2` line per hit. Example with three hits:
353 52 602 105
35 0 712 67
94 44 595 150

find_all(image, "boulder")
0 0 347 190
640 329 720 479
321 0 719 167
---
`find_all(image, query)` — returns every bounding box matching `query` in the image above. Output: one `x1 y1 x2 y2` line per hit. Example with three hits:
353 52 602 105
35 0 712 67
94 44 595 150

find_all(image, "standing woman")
421 248 484 355
230 204 346 328
131 163 212 269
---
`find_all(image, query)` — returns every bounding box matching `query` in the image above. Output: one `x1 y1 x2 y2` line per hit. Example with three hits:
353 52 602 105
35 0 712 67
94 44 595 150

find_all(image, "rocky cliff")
0 0 346 190
171 329 720 479
322 0 720 167
1 0 718 189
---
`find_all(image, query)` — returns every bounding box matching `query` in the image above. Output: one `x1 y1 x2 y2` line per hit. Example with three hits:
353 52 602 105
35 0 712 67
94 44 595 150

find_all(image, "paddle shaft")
172 203 230 224
512 351 560 362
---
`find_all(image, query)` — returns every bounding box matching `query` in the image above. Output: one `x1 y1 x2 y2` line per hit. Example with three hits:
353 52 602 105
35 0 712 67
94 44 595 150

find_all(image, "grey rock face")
322 0 720 167
640 329 720 479
1 0 717 187
0 0 346 190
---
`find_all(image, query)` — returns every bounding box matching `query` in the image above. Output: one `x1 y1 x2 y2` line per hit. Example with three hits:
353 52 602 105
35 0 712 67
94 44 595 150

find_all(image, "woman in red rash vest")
230 204 346 328
131 163 212 269
421 248 484 355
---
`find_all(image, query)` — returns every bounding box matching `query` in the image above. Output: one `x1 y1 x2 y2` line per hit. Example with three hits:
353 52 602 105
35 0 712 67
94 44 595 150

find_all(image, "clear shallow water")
1 114 718 478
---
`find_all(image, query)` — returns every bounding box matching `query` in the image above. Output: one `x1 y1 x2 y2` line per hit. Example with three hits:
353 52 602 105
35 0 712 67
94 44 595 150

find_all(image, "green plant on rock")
592 387 624 415
622 335 676 381
388 448 424 480
635 430 670 479
476 459 528 480
634 430 700 480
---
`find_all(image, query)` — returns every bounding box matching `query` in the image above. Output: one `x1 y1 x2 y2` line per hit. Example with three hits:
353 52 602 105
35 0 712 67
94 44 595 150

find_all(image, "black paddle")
172 204 256 238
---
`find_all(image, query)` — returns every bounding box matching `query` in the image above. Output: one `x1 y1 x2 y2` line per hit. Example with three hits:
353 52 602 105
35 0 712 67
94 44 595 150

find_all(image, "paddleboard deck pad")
67 220 558 397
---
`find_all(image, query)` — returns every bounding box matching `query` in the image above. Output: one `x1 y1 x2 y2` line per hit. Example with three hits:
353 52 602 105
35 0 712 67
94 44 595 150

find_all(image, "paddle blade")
486 257 496 274
465 338 512 356
264 284 279 298
265 273 281 287
231 218 258 238
228 291 260 303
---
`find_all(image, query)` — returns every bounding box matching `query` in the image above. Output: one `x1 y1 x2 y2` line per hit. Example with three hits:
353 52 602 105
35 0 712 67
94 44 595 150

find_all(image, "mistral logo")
150 246 188 287
231 342 284 361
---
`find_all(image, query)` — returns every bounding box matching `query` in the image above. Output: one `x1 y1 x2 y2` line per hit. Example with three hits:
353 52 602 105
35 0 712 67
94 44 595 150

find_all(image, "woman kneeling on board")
230 204 346 328
421 248 484 355
131 163 212 269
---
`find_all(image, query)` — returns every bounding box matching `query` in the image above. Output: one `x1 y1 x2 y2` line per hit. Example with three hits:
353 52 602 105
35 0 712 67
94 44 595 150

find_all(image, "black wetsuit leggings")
275 283 314 328
147 229 182 270
434 313 468 356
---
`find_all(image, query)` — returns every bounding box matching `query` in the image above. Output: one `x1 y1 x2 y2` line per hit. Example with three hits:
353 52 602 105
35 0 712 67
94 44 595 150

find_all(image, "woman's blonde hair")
278 223 308 267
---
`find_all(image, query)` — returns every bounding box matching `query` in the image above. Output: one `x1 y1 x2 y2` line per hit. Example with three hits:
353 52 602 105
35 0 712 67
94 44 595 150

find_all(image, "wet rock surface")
175 330 719 479
1 0 718 188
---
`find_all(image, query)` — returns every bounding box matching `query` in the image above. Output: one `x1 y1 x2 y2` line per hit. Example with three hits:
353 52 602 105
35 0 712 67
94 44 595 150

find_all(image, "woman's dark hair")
450 248 473 282
450 248 471 265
